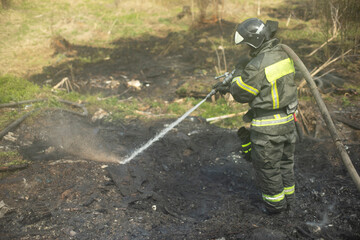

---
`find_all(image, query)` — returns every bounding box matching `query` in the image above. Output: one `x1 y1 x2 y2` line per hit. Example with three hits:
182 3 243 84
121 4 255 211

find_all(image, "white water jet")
120 97 208 164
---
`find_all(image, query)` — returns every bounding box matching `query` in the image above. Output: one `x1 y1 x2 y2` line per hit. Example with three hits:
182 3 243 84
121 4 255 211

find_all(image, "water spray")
120 70 235 164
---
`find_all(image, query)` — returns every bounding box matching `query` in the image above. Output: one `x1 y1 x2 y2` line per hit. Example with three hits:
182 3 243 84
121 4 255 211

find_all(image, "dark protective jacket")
230 38 297 135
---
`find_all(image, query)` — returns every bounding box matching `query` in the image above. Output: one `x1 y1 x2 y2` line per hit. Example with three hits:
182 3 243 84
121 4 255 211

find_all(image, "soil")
1 21 360 239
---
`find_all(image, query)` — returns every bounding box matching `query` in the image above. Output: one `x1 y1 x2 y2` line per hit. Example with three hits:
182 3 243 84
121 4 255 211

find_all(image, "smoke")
42 112 121 163
306 202 336 229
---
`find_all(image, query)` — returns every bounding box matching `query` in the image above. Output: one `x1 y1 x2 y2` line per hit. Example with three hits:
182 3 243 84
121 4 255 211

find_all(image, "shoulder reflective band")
265 58 295 109
284 185 295 195
232 76 259 96
252 114 294 127
265 58 295 82
262 191 285 203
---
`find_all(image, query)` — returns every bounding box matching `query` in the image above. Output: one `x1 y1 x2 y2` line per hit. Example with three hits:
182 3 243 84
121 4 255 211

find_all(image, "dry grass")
0 0 311 78
0 0 186 77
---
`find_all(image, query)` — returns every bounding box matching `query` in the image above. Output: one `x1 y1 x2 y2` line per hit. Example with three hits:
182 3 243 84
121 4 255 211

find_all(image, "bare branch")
206 111 247 123
298 49 352 90
306 35 337 57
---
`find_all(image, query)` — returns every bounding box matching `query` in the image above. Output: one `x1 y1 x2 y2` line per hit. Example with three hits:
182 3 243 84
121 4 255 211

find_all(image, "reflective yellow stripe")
232 76 259 96
270 80 279 109
252 114 294 127
262 191 285 203
284 185 295 195
265 58 295 82
265 58 295 109
244 148 251 153
242 142 251 147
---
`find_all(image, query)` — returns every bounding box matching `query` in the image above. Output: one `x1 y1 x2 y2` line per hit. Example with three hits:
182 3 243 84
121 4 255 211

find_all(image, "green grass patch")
0 110 20 130
0 75 42 103
0 74 146 126
341 96 351 107
322 94 336 103
158 17 172 25
0 150 29 178
0 151 29 179
0 150 29 168
278 20 325 44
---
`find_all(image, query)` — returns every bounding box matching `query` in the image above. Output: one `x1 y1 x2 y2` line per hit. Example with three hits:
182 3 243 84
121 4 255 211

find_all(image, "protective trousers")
250 130 296 212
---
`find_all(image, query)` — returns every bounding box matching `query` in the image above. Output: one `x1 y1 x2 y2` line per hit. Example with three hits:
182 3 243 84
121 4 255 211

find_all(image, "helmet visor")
234 31 244 45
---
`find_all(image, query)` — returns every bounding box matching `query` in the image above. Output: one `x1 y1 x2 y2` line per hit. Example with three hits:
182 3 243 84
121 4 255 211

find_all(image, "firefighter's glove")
237 127 252 162
213 81 230 95
243 109 254 123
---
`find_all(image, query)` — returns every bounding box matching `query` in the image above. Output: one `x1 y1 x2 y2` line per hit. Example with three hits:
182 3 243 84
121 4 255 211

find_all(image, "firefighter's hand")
241 149 252 162
240 142 252 162
213 82 230 95
237 127 252 162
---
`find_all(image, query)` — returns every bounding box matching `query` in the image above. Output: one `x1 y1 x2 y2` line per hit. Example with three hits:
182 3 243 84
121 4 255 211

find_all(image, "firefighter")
214 18 297 214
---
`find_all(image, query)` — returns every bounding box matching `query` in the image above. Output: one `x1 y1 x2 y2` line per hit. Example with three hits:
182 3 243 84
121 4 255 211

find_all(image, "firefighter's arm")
230 63 261 103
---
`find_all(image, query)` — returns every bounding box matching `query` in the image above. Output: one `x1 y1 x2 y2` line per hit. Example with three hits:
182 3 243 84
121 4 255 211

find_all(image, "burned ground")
1 110 359 239
1 21 360 239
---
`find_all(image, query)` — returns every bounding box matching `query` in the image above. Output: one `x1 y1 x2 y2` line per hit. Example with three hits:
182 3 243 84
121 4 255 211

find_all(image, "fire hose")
280 44 360 192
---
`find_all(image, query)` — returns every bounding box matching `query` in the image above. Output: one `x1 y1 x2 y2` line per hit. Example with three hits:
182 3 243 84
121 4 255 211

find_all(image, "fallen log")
0 163 29 172
333 88 358 96
0 98 87 116
0 109 39 140
134 110 176 118
0 99 88 140
206 111 247 123
58 99 88 116
331 113 360 130
0 99 47 108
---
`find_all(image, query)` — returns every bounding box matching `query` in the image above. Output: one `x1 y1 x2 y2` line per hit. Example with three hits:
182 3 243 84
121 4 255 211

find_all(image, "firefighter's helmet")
234 18 276 49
